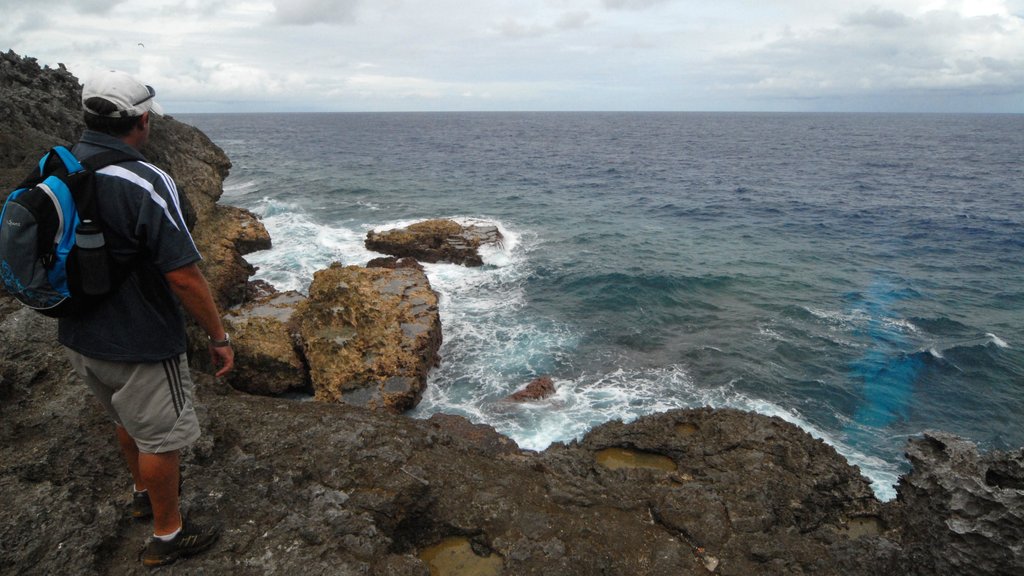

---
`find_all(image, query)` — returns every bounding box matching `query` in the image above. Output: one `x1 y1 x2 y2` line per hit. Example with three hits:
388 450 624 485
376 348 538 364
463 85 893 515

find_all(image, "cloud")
4 0 1023 112
602 0 671 11
720 7 1024 102
493 11 592 39
843 7 912 28
0 0 128 14
272 0 360 25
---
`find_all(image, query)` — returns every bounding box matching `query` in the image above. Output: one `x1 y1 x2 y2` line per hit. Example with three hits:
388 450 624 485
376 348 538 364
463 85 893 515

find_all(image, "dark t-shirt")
57 131 202 362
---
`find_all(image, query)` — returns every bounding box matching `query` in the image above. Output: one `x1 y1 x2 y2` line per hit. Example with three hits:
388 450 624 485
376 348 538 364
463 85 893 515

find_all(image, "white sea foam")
243 203 377 292
987 333 1009 348
222 175 261 198
243 206 903 501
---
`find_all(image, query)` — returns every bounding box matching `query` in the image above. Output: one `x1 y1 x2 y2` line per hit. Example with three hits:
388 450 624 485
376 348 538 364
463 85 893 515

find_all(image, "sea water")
178 112 1024 500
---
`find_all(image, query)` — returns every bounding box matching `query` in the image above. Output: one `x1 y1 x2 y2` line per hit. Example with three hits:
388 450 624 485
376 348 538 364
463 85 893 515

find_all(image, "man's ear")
137 111 150 131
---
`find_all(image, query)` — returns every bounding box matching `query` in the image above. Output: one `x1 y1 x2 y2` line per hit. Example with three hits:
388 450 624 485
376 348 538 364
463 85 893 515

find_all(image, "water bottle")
75 219 111 295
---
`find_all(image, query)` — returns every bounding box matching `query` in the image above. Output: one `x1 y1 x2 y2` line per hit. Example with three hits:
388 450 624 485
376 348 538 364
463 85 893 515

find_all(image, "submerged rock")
365 219 503 267
507 375 557 402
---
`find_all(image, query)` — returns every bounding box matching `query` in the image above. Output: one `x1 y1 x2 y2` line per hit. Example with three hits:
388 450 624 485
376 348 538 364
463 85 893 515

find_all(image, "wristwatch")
209 333 231 348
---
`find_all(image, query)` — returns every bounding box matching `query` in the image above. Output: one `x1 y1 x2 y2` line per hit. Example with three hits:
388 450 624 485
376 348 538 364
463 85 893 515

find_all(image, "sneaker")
141 518 221 568
132 491 153 520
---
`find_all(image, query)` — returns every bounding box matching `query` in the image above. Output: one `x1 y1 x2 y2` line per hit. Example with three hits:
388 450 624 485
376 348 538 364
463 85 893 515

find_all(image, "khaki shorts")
66 350 200 454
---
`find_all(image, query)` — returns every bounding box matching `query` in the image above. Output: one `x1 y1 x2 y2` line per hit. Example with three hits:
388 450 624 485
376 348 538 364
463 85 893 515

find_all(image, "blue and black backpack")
0 146 135 317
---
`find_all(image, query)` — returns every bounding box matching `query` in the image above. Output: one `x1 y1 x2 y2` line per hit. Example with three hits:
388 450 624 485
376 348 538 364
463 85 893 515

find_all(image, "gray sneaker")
141 518 221 568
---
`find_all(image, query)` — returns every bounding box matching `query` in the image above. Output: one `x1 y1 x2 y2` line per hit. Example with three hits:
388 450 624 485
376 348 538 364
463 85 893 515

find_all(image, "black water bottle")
75 219 111 295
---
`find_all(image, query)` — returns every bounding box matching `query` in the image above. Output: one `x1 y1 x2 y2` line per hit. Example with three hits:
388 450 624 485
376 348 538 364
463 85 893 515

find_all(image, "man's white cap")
82 70 164 118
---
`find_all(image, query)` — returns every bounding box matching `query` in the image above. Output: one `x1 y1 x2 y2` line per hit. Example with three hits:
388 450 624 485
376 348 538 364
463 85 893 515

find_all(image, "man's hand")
165 263 236 378
208 342 235 378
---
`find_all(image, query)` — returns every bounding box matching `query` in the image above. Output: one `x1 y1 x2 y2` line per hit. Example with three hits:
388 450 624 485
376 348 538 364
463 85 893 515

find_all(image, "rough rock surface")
507 375 557 402
893 432 1024 575
365 219 503 267
224 260 444 406
3 51 1024 575
223 291 309 395
0 311 891 576
0 50 83 184
295 263 442 412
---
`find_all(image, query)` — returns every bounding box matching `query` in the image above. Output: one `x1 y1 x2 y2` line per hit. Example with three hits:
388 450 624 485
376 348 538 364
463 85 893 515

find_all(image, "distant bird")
138 43 145 48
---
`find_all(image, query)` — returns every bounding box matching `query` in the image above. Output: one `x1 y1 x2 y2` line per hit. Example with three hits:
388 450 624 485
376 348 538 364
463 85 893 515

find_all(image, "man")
60 69 233 568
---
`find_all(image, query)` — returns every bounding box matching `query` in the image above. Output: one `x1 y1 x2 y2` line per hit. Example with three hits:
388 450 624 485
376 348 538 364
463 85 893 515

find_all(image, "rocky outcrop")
365 219 503 267
296 262 441 412
507 375 557 401
893 432 1024 575
223 291 309 395
0 50 83 186
5 313 1021 576
222 263 444 409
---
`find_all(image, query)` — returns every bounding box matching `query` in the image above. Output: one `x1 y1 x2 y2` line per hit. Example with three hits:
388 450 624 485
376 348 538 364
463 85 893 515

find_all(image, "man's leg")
138 449 182 536
115 425 143 490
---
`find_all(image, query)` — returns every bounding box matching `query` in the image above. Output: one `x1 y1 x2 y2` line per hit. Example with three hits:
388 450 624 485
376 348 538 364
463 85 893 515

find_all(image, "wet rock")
507 375 557 402
365 219 503 267
295 263 441 412
367 256 426 271
244 278 279 301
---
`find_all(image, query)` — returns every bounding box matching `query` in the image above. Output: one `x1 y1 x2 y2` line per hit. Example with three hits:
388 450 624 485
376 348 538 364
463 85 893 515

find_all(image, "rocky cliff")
2 51 1022 575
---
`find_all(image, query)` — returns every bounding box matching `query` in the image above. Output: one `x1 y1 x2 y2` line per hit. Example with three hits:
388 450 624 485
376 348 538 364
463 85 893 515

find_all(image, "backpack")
0 146 136 317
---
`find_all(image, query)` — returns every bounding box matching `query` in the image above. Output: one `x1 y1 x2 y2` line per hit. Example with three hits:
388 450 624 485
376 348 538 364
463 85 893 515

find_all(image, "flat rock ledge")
365 219 503 267
224 262 442 412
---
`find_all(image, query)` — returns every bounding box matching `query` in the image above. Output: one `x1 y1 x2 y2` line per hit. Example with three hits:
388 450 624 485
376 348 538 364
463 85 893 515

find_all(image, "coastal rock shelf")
2 50 1023 575
365 218 504 267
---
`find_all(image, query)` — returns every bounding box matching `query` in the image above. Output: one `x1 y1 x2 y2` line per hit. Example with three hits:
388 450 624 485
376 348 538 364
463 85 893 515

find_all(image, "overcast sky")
3 0 1023 113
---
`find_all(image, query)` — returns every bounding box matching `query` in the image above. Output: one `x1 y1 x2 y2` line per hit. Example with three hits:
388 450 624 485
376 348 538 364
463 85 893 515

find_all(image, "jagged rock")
223 291 309 395
242 278 278 302
367 256 425 271
507 375 557 402
295 262 442 412
365 219 503 267
893 432 1024 575
0 50 83 186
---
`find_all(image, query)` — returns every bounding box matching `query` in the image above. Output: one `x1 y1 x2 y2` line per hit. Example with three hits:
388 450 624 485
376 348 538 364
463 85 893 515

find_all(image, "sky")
3 0 1023 113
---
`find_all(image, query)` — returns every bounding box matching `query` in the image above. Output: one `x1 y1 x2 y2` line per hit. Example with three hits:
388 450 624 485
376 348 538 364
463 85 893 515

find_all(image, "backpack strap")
71 149 140 225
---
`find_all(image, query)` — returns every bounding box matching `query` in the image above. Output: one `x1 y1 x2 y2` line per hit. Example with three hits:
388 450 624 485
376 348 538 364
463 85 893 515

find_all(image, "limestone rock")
295 263 441 412
365 219 503 267
893 431 1024 575
223 291 308 395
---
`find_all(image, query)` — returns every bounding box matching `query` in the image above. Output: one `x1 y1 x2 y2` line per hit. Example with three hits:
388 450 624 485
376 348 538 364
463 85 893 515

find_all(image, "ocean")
178 112 1024 500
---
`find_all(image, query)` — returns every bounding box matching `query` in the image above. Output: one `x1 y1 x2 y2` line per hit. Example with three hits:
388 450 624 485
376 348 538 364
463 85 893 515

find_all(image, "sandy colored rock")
296 262 441 412
223 291 308 395
365 219 503 267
